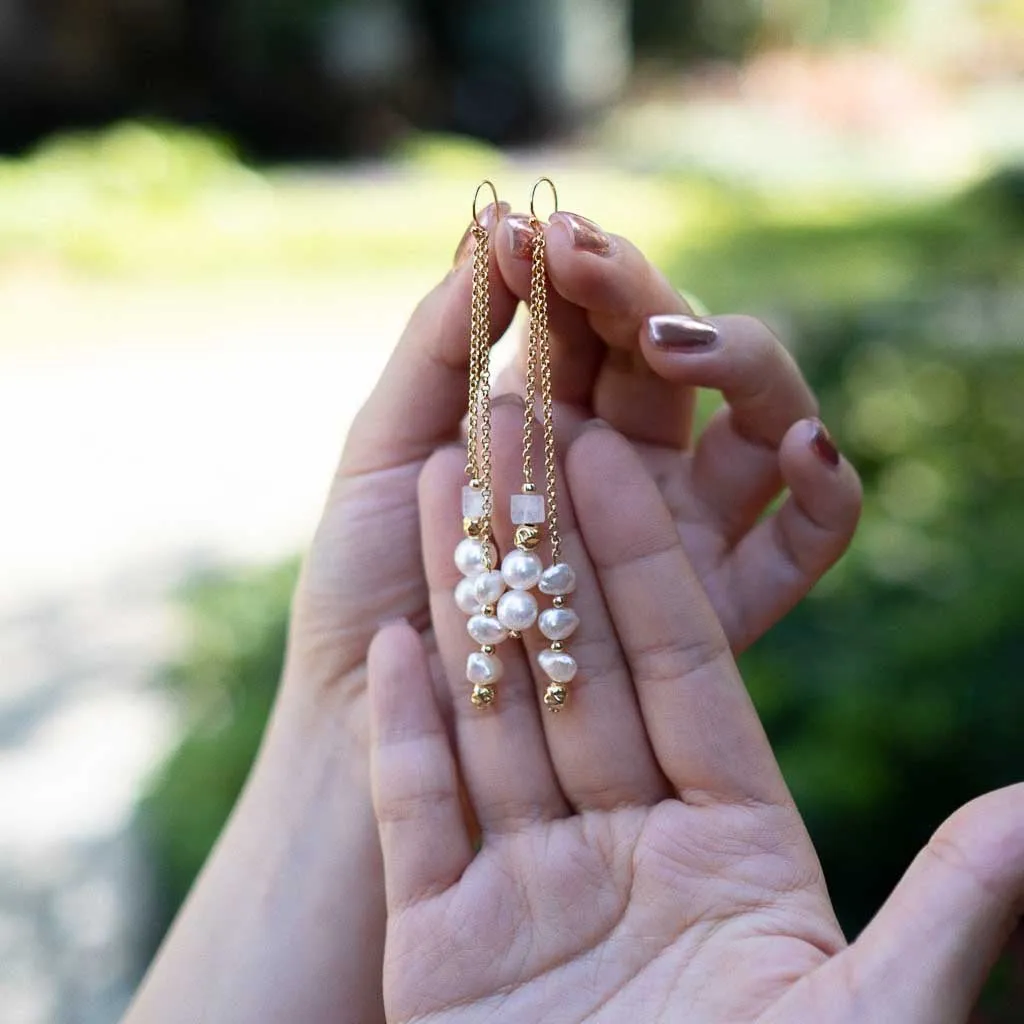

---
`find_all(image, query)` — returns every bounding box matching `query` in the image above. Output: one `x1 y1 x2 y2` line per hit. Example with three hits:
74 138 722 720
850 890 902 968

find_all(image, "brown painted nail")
810 420 841 468
648 314 719 350
505 214 537 259
452 202 509 269
551 211 612 256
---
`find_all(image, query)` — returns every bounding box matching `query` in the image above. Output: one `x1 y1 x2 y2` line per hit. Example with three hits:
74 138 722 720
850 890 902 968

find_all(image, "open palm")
371 427 1024 1024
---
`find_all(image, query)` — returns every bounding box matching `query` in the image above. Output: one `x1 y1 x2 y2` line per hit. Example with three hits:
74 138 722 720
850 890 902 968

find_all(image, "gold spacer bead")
463 517 484 538
514 524 542 550
482 604 496 617
509 629 522 639
523 483 537 494
481 644 495 655
471 684 497 709
553 596 567 608
469 478 483 490
544 683 568 712
550 641 564 652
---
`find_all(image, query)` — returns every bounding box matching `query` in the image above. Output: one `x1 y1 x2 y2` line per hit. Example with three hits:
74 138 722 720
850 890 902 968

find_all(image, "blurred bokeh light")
1 2 1022 1022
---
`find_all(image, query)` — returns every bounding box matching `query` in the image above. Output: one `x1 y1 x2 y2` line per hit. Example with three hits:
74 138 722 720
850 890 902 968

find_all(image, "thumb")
844 784 1024 1022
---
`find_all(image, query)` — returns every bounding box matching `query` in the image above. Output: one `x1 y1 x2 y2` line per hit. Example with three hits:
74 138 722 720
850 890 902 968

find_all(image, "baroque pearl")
497 590 538 631
455 577 483 615
467 651 503 686
538 649 578 683
502 549 543 590
539 562 576 596
539 607 579 642
467 615 508 646
455 537 496 578
473 570 506 606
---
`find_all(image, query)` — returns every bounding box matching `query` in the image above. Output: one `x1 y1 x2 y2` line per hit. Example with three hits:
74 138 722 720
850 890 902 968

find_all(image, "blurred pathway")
0 272 432 1022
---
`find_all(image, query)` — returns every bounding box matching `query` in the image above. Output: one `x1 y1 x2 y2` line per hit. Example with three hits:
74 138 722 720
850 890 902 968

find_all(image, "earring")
525 178 579 713
455 181 508 710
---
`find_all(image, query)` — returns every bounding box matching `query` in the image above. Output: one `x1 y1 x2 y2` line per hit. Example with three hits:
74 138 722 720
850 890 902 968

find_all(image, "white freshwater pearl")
455 538 496 577
539 562 576 596
497 590 538 631
538 649 578 683
539 607 579 642
473 570 506 606
501 549 543 590
455 577 483 615
467 615 509 646
467 651 503 686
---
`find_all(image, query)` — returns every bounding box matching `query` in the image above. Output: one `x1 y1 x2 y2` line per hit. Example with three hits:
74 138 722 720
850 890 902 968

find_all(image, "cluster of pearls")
536 563 578 711
454 536 504 708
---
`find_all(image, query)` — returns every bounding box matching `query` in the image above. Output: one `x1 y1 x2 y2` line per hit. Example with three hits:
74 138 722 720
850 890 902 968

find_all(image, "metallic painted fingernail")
505 214 537 259
810 420 841 468
648 314 719 350
551 211 612 256
453 202 509 269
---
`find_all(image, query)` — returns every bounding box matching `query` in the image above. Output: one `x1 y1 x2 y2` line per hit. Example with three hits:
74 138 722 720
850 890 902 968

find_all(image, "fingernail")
551 211 613 256
453 202 509 269
505 214 537 259
810 420 841 468
377 616 410 632
648 314 719 350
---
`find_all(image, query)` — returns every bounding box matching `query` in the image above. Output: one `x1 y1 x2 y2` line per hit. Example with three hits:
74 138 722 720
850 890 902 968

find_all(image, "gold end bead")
469 478 483 490
523 482 537 493
544 683 568 712
550 641 564 652
471 684 497 709
514 524 542 550
481 644 495 655
553 596 567 608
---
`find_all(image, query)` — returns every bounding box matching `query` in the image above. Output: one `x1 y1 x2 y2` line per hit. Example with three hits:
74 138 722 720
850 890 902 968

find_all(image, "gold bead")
509 629 522 639
482 604 496 617
544 683 568 712
463 517 484 538
481 644 495 655
550 641 564 652
469 478 483 490
514 524 542 550
471 684 497 709
523 483 537 494
553 596 567 608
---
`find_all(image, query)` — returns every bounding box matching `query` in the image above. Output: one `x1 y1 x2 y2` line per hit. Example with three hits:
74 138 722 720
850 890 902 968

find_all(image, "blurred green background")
1 1 1022 1022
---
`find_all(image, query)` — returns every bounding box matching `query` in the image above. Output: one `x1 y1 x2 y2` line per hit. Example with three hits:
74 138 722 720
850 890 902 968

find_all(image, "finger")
418 434 569 832
368 622 473 912
718 419 862 651
487 401 669 810
837 784 1024 1022
496 212 692 446
566 423 791 806
341 202 517 477
643 313 819 541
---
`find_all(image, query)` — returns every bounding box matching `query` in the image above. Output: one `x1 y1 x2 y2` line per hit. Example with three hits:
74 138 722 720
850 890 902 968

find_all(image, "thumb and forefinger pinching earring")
454 178 579 712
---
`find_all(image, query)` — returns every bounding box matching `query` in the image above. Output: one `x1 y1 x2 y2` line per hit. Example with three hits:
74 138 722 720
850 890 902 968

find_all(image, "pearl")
467 615 508 646
497 590 538 631
539 607 579 642
467 651 503 686
455 538 496 577
538 649 578 683
473 570 506 606
455 577 483 615
539 563 576 596
501 549 543 590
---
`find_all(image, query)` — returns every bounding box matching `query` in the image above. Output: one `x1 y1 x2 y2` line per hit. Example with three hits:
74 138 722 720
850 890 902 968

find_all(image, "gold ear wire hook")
472 180 501 229
530 177 559 224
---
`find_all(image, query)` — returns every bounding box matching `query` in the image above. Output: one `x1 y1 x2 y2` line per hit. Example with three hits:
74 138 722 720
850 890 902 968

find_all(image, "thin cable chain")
531 226 561 564
522 228 543 489
469 224 494 564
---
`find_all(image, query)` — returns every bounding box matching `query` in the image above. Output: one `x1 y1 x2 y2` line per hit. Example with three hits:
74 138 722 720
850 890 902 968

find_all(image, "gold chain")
468 224 494 554
530 223 561 564
522 237 542 489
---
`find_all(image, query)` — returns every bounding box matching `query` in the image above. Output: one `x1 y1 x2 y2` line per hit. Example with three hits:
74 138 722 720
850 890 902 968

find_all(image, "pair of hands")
129 205 1024 1023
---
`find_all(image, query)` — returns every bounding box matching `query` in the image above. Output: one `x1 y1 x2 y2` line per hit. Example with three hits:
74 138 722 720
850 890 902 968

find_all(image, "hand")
369 428 1024 1024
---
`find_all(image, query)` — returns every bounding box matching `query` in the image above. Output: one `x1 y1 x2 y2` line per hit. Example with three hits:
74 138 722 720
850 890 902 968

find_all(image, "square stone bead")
511 493 545 524
462 486 485 518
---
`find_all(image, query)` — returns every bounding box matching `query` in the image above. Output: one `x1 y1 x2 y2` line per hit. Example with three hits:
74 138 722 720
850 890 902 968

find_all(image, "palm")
386 800 839 1023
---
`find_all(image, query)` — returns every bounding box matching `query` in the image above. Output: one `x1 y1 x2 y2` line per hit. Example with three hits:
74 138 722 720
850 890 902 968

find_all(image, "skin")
125 204 874 1023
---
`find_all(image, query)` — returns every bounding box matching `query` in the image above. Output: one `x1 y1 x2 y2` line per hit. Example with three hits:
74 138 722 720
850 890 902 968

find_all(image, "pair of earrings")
454 179 580 714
